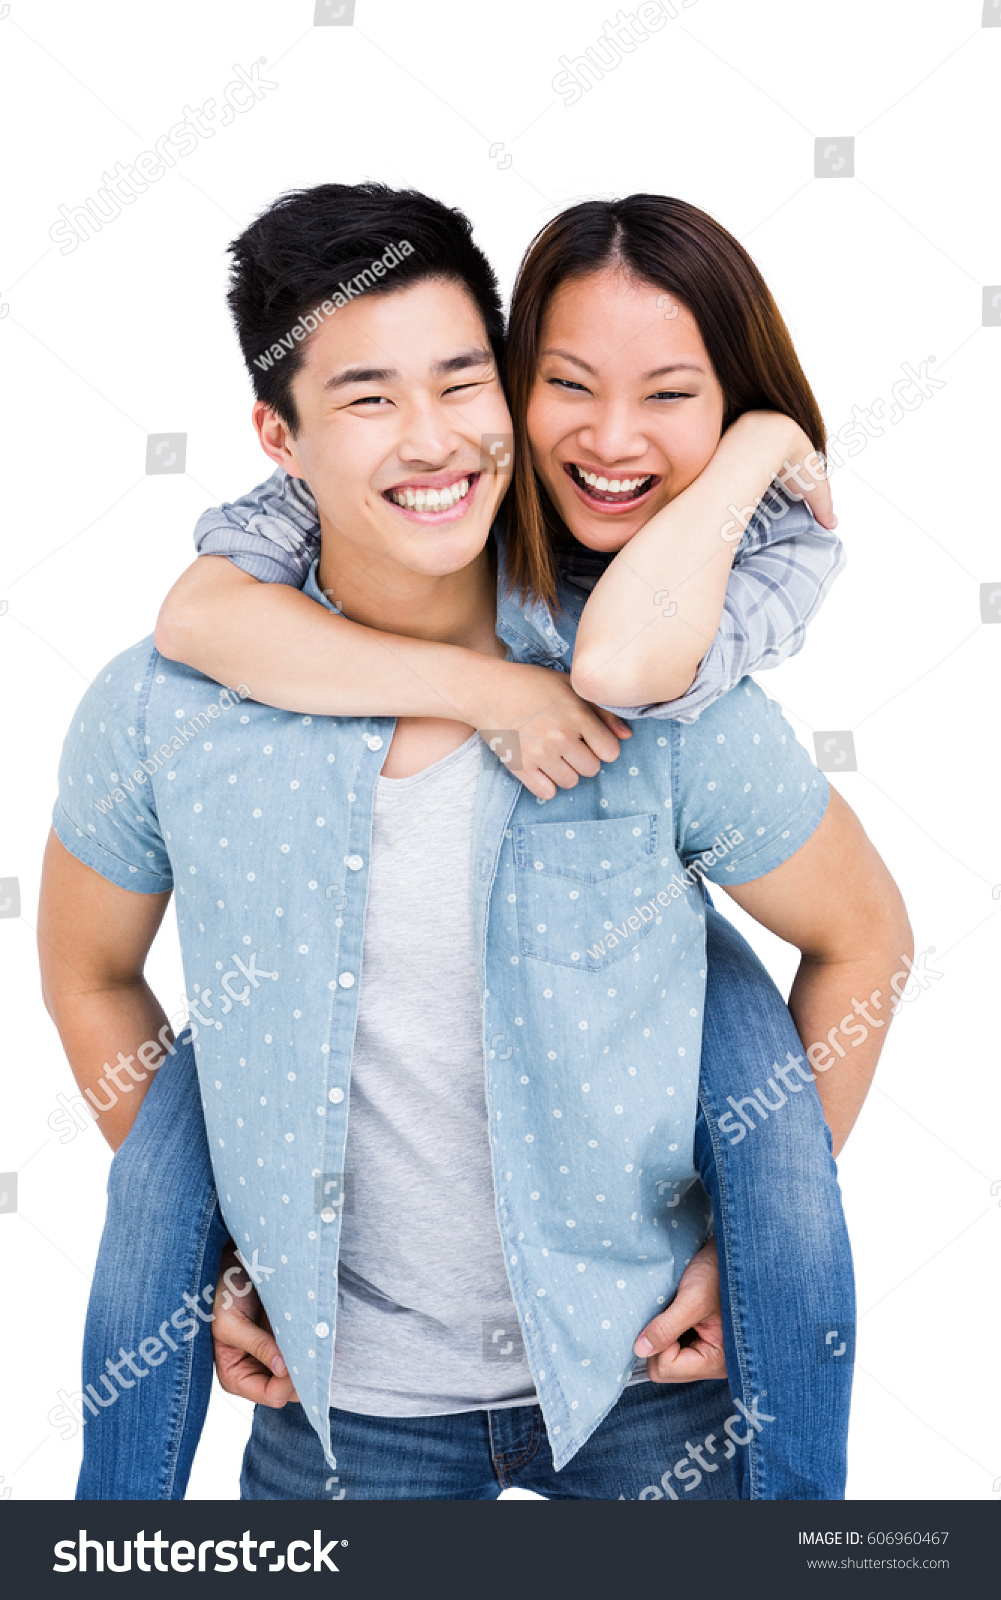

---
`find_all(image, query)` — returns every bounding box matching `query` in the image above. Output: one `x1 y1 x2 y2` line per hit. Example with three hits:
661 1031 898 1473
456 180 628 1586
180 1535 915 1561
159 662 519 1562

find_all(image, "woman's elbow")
153 598 188 661
570 650 697 709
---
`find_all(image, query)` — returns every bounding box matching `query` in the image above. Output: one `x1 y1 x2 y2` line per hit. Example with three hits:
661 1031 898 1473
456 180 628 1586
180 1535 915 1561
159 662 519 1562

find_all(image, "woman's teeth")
570 465 654 500
388 477 471 512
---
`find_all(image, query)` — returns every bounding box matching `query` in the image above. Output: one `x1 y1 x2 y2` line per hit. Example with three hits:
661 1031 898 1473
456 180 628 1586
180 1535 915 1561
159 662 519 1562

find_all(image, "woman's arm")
571 411 836 709
155 556 629 801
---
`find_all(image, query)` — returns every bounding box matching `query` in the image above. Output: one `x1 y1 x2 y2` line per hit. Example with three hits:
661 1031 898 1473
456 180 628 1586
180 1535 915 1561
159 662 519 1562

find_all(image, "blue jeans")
242 1380 741 1500
75 907 854 1500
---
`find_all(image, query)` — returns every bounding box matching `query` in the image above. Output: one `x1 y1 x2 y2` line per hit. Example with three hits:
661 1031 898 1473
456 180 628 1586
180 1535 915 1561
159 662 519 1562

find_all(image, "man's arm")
724 787 913 1157
38 830 174 1151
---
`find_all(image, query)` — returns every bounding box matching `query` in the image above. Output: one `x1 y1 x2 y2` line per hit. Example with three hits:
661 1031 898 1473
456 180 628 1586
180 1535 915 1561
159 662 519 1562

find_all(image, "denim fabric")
74 1033 227 1500
696 904 854 1500
240 1379 740 1500
194 471 845 723
75 909 852 1500
54 549 828 1474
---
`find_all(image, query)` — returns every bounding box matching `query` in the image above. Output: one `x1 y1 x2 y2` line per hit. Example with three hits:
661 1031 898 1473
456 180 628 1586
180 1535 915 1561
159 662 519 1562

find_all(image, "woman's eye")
549 377 590 393
650 390 692 402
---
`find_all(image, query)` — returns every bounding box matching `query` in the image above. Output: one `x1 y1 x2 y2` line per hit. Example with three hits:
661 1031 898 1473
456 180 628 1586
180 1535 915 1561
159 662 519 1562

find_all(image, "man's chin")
387 517 494 575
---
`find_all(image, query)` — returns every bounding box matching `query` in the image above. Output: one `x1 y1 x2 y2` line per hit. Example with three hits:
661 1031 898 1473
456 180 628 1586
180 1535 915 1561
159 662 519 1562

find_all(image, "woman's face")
526 268 727 552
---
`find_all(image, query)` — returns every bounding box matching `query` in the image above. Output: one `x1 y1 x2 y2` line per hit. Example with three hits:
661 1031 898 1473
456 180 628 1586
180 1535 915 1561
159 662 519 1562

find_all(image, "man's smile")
382 470 480 523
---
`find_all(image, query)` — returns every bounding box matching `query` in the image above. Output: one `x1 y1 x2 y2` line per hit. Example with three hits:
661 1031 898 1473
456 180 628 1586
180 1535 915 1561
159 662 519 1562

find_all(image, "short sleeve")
52 640 173 894
674 677 829 885
193 467 320 588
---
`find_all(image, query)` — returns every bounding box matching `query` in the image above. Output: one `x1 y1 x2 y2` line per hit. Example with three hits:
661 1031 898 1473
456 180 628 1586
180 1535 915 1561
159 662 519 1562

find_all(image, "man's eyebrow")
540 348 705 381
433 346 493 376
323 347 493 391
324 363 397 391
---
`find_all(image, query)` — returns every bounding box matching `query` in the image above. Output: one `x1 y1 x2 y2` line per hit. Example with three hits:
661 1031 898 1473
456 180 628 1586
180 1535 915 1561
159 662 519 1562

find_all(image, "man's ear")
252 401 305 476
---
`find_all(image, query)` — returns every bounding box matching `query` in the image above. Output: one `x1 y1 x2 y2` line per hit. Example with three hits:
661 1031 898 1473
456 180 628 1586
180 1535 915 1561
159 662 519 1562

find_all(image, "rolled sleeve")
605 488 845 725
193 467 320 589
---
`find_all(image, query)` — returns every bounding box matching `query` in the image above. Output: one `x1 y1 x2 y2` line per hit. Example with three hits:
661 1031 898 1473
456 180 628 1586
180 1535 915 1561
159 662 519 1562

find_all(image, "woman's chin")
547 481 658 551
557 501 644 552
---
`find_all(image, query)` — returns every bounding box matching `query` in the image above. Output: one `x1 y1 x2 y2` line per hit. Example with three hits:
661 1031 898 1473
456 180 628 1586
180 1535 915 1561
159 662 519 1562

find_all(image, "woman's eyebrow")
540 348 597 375
540 348 705 380
643 361 705 379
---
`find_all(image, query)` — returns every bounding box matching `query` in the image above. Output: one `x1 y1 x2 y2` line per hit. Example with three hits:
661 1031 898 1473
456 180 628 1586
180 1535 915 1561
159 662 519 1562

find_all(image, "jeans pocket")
513 812 663 971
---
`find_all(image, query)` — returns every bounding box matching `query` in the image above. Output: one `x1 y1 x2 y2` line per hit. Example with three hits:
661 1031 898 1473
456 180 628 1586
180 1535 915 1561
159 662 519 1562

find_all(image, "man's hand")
212 1241 298 1407
632 1240 727 1383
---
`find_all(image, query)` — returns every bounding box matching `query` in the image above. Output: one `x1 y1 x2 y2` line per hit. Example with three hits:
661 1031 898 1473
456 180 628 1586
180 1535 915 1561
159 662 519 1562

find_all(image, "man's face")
256 277 512 582
527 268 726 553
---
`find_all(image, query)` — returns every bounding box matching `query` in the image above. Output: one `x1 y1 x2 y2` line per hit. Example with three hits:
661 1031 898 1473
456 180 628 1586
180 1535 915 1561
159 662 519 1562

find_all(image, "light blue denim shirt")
53 542 828 1472
193 468 845 722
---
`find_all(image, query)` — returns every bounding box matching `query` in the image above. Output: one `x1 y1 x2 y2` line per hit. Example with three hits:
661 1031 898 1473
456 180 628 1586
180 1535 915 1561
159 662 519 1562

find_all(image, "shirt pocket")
513 812 661 972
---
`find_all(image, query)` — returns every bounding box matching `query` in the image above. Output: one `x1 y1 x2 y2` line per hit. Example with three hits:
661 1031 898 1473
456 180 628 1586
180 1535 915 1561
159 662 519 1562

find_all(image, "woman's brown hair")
503 195 827 609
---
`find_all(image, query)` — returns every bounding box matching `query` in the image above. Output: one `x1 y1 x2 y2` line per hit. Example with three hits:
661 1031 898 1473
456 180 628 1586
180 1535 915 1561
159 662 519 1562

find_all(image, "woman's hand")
211 1241 298 1407
156 557 630 803
631 1240 727 1382
759 411 837 530
471 658 631 800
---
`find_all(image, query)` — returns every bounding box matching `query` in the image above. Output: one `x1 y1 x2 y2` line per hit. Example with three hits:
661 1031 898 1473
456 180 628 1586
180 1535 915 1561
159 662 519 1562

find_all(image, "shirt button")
320 1208 337 1223
346 855 364 871
328 1087 344 1104
315 1322 331 1338
365 735 384 751
338 972 355 988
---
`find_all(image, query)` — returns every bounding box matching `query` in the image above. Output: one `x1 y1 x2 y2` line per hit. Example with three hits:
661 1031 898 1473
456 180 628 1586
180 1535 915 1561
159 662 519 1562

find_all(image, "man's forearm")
48 980 174 1150
786 942 913 1157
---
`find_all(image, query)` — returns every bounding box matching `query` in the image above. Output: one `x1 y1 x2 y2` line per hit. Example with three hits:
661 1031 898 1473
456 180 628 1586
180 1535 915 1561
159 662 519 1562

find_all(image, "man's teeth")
573 466 652 496
388 477 471 512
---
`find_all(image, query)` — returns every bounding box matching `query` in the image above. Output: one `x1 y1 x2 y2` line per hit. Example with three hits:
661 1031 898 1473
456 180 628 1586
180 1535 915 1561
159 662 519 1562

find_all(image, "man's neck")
316 515 503 659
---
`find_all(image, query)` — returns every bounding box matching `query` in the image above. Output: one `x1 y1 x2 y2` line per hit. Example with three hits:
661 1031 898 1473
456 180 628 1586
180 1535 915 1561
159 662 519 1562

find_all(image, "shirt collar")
300 514 572 667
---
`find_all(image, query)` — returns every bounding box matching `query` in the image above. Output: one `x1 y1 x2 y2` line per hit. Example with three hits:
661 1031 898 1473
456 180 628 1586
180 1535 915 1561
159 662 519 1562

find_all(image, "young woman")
72 194 894 1501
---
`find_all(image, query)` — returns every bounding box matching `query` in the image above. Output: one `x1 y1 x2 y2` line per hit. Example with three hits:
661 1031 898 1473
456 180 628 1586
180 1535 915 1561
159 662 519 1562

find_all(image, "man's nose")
397 399 459 466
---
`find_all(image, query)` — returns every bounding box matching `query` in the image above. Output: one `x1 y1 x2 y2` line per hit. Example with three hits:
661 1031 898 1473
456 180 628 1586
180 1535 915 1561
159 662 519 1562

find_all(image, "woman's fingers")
802 476 837 530
215 1340 296 1407
591 706 633 740
646 1320 727 1383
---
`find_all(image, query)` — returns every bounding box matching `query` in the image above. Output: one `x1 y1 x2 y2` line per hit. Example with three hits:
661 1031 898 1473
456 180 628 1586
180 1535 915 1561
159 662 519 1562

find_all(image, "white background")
1 0 998 1503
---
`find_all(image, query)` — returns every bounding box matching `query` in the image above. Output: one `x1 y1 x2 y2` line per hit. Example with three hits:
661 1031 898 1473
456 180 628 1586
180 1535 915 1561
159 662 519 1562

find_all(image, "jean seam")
160 1189 221 1499
697 1087 761 1501
487 1405 541 1487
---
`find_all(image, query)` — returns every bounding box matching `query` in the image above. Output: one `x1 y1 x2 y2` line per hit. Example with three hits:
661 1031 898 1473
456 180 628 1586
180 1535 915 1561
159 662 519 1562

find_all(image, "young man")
40 185 908 1500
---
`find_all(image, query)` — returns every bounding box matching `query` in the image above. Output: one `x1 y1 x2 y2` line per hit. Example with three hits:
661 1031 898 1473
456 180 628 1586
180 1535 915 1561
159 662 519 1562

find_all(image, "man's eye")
349 395 391 407
443 380 485 396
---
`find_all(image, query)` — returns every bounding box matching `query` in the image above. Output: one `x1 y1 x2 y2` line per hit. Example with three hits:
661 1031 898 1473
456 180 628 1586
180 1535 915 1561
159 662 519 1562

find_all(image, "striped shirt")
193 469 844 722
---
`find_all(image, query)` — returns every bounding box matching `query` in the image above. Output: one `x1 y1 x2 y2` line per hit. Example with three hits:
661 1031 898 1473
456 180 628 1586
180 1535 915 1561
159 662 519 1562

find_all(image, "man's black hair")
227 182 505 432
